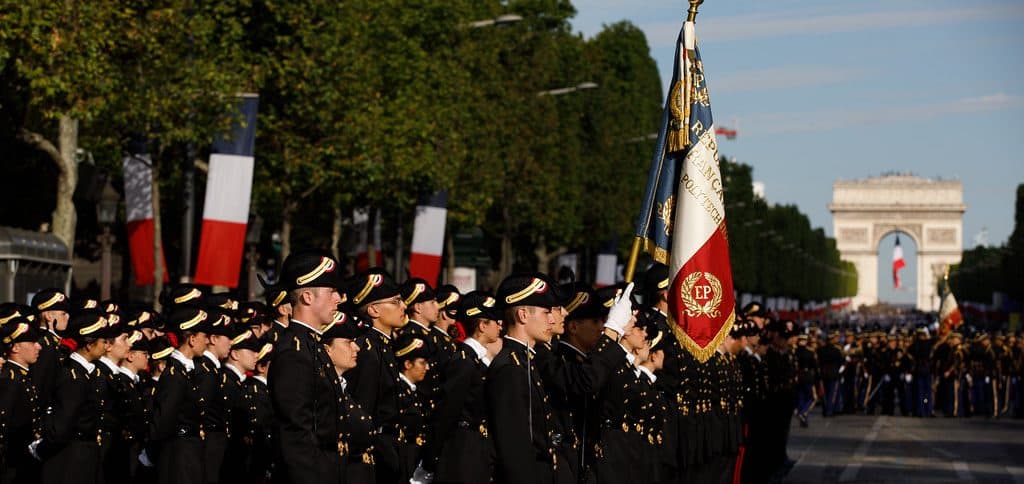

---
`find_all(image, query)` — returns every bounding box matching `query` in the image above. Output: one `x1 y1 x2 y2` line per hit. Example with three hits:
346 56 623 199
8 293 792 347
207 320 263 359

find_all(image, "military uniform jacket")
590 352 646 484
246 376 274 481
37 354 104 484
486 337 556 484
817 344 844 381
30 330 63 413
94 360 123 442
150 355 204 444
221 366 257 481
398 321 443 409
348 327 402 473
0 361 41 480
268 320 347 484
795 345 819 386
195 354 228 434
429 340 493 483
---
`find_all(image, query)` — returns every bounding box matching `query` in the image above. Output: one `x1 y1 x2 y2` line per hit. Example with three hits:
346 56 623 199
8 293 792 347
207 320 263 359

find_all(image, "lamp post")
246 213 263 301
96 178 120 300
536 81 598 97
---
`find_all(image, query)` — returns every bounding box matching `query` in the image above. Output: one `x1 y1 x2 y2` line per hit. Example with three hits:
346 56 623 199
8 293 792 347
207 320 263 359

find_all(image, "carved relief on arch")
838 227 869 245
927 228 957 245
872 223 922 250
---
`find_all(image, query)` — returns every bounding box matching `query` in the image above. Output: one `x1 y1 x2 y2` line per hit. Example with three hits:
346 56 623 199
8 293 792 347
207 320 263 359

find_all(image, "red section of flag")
126 219 168 285
668 227 736 350
355 250 385 273
715 127 737 139
408 253 442 285
193 219 248 287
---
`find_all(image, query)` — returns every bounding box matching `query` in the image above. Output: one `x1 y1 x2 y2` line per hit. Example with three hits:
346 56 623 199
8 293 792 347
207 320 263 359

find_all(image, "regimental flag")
193 94 259 287
123 148 169 286
892 236 906 289
633 18 734 363
408 190 448 284
939 275 963 336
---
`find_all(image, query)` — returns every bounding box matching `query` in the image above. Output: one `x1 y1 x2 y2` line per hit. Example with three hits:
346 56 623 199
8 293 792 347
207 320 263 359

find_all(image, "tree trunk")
499 206 513 278
281 200 296 264
445 230 455 285
534 238 567 276
152 159 164 309
393 210 403 279
330 206 343 261
367 207 378 267
16 115 79 257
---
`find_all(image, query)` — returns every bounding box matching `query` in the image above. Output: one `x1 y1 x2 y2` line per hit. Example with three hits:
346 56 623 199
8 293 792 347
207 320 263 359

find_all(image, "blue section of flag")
211 94 259 156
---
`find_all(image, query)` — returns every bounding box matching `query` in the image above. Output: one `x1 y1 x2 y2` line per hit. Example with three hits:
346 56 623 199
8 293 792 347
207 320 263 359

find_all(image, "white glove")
411 463 434 484
965 374 973 384
904 374 913 383
985 376 990 384
139 449 154 467
603 283 636 335
883 374 891 383
28 439 42 461
839 365 846 374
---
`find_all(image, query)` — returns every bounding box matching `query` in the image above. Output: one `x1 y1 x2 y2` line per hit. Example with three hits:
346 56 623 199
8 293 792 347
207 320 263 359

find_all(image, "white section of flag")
596 254 618 286
202 154 254 223
410 206 447 257
123 154 153 223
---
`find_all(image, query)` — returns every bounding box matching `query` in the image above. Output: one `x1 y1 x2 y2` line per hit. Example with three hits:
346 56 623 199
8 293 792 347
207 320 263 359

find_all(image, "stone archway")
830 174 965 311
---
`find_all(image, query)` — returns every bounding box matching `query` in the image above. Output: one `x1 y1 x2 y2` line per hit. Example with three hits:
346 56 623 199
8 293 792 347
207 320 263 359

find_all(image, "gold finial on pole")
687 0 704 22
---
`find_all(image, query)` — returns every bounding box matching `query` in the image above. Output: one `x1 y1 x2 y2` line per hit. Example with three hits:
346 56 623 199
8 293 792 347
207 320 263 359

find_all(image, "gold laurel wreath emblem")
657 195 674 236
679 271 723 318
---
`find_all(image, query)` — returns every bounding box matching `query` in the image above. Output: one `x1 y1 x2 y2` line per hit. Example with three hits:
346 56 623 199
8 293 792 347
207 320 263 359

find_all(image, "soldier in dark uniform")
146 305 211 484
247 340 274 483
897 337 915 416
29 289 70 415
266 249 346 484
818 332 844 417
114 331 151 484
423 290 497 484
737 316 767 484
261 283 292 345
968 333 997 418
909 327 934 417
93 312 132 484
344 268 408 484
433 285 462 344
794 334 819 427
220 328 262 482
320 310 377 484
874 335 900 416
393 334 431 482
486 274 562 484
932 332 955 416
34 311 108 484
194 297 237 484
762 318 797 481
0 319 43 484
397 279 442 416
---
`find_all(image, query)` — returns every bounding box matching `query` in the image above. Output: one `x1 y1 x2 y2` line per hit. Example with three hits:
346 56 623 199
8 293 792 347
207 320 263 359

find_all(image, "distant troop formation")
4 252 1017 484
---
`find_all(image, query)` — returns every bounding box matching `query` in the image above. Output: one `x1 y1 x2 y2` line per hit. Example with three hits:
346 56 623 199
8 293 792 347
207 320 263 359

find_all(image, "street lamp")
468 14 523 28
537 82 599 97
96 178 120 300
246 213 263 301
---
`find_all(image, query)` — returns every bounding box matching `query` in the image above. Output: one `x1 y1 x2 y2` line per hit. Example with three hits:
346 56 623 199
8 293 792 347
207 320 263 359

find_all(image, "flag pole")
688 0 703 22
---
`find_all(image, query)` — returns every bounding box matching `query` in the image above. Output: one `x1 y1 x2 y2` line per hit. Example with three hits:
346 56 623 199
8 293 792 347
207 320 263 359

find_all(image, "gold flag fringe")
669 309 736 364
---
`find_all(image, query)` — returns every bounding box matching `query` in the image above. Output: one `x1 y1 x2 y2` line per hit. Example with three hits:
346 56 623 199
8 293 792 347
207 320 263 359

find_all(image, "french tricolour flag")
123 150 168 285
408 191 447 284
892 236 906 289
193 94 258 288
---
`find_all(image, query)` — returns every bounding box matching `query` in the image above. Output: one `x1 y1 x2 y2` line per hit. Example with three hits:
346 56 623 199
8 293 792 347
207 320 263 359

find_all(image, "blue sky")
571 0 1024 257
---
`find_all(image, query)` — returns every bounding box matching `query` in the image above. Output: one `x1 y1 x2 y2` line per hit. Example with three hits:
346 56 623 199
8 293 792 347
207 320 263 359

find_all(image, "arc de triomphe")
830 175 964 311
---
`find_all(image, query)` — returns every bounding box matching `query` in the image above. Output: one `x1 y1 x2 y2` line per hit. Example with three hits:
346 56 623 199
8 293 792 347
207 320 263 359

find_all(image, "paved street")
785 415 1024 483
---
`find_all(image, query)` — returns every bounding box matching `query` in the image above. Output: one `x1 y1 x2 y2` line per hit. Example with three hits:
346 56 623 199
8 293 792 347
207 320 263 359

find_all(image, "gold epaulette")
511 352 521 366
294 337 301 352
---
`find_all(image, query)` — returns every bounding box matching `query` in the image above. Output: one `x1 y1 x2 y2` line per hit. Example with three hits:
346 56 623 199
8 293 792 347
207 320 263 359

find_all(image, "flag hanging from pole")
892 236 906 289
938 276 963 335
193 94 259 287
123 149 169 286
408 190 448 284
633 16 734 363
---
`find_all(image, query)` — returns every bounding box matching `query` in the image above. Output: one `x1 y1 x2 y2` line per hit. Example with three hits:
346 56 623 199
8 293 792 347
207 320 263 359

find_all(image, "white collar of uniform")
7 359 29 372
70 352 96 373
225 363 246 382
47 328 61 339
99 356 120 373
744 346 754 355
399 373 416 391
119 366 140 383
409 319 430 331
464 337 491 366
431 325 449 337
559 340 586 357
505 336 535 354
638 365 657 383
171 350 196 372
202 350 222 369
372 326 392 340
253 375 268 385
290 318 321 335
339 376 348 392
274 319 288 328
620 344 636 365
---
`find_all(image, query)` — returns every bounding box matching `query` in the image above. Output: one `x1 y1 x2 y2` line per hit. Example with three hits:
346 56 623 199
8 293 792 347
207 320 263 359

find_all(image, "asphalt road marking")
1007 466 1024 484
953 461 973 482
838 416 885 482
900 429 958 459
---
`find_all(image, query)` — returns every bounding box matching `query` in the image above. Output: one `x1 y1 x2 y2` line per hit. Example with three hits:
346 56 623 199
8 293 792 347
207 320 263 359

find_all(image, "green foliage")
949 183 1024 304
